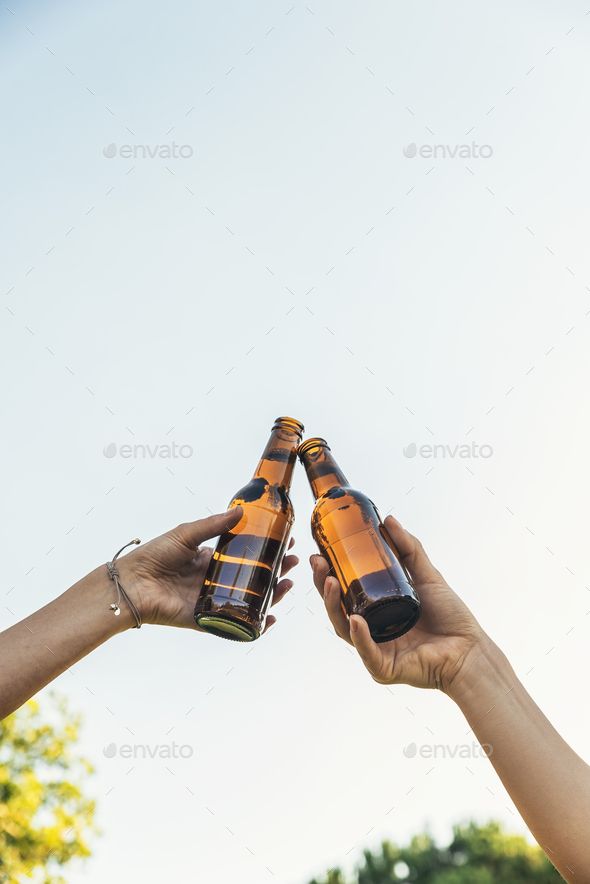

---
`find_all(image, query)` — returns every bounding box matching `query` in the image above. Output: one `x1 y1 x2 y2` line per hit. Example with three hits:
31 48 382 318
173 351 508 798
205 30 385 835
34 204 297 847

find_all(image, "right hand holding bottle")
310 516 486 695
116 508 297 631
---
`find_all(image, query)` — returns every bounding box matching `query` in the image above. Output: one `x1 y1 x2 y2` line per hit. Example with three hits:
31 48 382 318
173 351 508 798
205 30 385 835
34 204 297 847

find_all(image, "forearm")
450 638 590 881
0 565 134 719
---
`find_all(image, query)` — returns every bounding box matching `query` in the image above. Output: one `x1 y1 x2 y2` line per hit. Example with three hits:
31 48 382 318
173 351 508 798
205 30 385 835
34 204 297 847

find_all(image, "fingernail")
350 616 359 634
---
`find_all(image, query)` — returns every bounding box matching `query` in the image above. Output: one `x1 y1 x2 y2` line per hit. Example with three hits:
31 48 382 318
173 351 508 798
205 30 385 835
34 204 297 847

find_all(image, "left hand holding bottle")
310 516 486 696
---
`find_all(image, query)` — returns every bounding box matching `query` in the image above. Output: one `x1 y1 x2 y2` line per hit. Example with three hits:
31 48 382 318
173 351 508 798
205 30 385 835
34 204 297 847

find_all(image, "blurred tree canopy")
0 695 96 883
309 821 561 883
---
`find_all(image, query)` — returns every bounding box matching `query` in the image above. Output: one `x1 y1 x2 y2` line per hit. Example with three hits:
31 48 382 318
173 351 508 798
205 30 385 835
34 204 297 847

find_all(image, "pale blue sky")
2 1 590 882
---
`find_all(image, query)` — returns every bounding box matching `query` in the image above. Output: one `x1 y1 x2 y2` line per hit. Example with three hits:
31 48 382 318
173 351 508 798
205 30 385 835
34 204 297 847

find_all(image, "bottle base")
363 597 421 643
195 614 259 642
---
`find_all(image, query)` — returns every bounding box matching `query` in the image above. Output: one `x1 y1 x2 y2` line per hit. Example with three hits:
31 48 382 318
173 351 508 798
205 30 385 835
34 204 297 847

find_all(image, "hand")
310 516 486 695
117 507 298 630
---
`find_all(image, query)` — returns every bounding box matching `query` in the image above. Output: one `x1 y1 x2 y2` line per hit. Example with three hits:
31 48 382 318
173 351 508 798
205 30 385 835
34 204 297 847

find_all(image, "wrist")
446 632 514 709
108 555 147 629
67 565 137 636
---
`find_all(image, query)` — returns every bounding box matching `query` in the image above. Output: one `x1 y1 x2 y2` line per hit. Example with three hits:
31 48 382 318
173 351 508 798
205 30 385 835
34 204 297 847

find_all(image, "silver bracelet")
106 538 142 628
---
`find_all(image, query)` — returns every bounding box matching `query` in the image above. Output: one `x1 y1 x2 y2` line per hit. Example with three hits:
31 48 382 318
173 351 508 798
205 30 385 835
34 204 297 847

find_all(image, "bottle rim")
273 416 305 436
297 436 330 458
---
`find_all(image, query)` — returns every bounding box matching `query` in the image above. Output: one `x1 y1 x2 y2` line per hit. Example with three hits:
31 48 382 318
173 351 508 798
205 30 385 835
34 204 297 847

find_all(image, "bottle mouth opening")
274 416 305 437
297 436 330 459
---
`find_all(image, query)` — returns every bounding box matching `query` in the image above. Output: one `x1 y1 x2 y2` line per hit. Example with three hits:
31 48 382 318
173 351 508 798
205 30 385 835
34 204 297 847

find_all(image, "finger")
174 507 242 550
349 615 383 675
383 516 441 584
195 545 213 562
280 554 299 577
288 536 295 550
324 577 352 643
271 577 293 607
310 554 331 596
263 614 276 634
191 546 213 574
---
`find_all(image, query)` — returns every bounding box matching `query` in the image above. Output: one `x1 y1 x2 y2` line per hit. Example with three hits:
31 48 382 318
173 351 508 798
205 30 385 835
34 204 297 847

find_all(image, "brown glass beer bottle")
194 417 304 641
299 437 420 642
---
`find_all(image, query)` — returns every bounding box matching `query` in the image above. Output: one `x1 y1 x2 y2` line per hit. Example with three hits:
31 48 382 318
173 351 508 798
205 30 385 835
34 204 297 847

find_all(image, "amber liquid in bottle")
299 437 420 642
194 417 304 642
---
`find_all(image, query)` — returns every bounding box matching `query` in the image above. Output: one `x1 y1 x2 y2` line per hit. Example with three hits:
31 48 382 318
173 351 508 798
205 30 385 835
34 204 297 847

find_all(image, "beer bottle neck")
299 439 349 498
252 419 303 488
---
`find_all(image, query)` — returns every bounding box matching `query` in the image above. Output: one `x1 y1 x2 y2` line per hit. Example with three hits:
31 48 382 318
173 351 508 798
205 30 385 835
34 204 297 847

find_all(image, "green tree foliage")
309 821 561 884
0 695 96 883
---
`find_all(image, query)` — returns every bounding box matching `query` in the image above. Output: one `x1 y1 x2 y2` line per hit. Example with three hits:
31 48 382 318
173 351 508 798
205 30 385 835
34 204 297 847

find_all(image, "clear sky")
2 1 590 881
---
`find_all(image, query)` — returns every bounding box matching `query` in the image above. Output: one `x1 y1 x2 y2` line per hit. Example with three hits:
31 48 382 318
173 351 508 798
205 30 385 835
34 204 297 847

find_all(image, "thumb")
383 516 441 585
174 506 242 549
